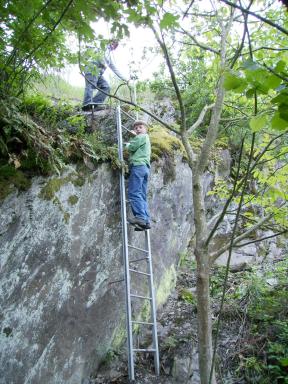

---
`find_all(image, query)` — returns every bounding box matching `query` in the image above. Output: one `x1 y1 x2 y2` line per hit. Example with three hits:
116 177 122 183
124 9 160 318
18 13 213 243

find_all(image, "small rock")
171 355 193 383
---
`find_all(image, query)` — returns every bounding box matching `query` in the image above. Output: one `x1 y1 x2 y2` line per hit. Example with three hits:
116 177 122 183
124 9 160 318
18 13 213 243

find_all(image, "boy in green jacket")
126 120 151 230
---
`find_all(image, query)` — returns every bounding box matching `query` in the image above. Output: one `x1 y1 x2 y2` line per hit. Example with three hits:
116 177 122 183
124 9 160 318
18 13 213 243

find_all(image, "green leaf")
144 4 157 15
275 60 286 73
271 88 288 105
246 88 255 98
126 9 143 23
279 104 288 121
160 13 179 29
271 112 288 131
265 74 282 90
244 67 281 94
280 358 288 367
249 115 268 132
223 72 247 92
242 58 260 71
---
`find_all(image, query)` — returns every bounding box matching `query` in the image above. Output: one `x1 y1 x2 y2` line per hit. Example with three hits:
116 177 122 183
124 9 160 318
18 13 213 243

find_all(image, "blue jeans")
83 73 110 105
128 165 150 223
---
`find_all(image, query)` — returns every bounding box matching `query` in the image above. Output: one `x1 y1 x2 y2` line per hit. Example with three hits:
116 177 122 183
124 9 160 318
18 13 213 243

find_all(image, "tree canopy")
0 1 287 383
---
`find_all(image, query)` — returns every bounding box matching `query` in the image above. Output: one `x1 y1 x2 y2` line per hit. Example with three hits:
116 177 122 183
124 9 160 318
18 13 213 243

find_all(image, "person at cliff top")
82 39 129 111
126 120 151 231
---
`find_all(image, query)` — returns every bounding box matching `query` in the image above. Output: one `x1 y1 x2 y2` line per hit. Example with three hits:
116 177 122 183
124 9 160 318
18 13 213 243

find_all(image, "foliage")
236 260 288 383
0 164 31 200
224 57 288 133
0 0 127 96
179 288 196 305
0 93 120 200
211 259 288 383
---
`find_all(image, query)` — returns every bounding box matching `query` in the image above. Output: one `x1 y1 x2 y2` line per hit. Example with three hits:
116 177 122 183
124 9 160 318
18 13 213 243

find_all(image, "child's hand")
123 149 129 160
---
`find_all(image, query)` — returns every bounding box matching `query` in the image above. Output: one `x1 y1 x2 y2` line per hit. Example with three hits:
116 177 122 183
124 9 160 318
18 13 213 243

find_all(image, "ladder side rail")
116 104 135 381
145 230 160 375
133 82 139 120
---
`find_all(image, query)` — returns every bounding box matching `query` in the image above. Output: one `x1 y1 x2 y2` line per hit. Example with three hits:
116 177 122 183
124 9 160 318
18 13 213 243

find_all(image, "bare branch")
262 63 288 83
197 14 234 175
251 46 288 53
220 0 288 36
13 0 74 74
177 28 220 55
182 0 195 19
223 102 250 117
234 229 288 247
187 104 215 135
151 25 187 132
210 212 274 262
249 132 287 173
229 0 254 68
5 0 54 67
206 136 245 246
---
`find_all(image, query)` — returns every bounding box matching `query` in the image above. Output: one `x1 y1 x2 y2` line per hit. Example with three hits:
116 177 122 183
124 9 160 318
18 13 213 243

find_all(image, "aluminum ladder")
116 104 160 382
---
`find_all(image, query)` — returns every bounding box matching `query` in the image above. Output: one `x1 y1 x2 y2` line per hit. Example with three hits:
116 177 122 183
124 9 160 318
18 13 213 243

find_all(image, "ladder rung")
132 321 154 325
120 108 136 121
129 268 150 276
128 244 148 253
133 348 156 352
129 256 149 263
130 294 152 300
109 278 124 285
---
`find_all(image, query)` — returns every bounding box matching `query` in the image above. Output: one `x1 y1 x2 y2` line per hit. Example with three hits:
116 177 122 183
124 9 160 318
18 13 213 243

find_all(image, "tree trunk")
193 172 217 384
196 247 216 384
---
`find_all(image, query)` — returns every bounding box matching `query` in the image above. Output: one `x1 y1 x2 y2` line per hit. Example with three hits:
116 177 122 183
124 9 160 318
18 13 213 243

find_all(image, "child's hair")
133 120 148 129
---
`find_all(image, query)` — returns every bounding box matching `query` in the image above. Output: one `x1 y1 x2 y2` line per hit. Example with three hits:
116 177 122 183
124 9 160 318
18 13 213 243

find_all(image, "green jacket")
127 133 151 166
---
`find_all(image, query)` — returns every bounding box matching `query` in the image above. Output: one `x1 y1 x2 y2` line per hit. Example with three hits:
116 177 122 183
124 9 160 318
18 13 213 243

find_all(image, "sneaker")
128 217 147 228
82 104 92 111
134 226 145 232
134 222 151 231
93 105 107 111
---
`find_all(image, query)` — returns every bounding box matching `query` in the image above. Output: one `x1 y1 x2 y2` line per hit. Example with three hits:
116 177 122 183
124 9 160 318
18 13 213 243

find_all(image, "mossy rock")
0 164 31 201
39 176 71 200
149 126 184 183
68 195 79 205
149 125 184 161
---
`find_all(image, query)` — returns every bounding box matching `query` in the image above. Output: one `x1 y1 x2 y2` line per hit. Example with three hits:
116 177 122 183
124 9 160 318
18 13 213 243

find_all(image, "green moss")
50 195 70 223
39 176 71 200
215 136 229 149
110 316 126 350
149 126 184 184
63 212 70 223
38 173 83 223
72 175 85 187
156 264 177 306
38 171 87 201
0 164 31 200
68 195 79 205
149 125 184 162
179 288 196 305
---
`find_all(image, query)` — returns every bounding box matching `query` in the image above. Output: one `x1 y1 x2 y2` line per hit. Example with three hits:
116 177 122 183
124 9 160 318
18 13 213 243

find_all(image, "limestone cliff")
0 156 193 384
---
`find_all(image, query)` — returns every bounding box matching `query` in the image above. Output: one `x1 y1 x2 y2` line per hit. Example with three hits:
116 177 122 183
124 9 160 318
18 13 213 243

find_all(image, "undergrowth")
213 259 288 383
0 93 120 200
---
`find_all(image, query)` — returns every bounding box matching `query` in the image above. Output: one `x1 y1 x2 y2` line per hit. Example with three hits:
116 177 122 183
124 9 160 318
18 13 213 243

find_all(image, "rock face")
0 157 193 384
